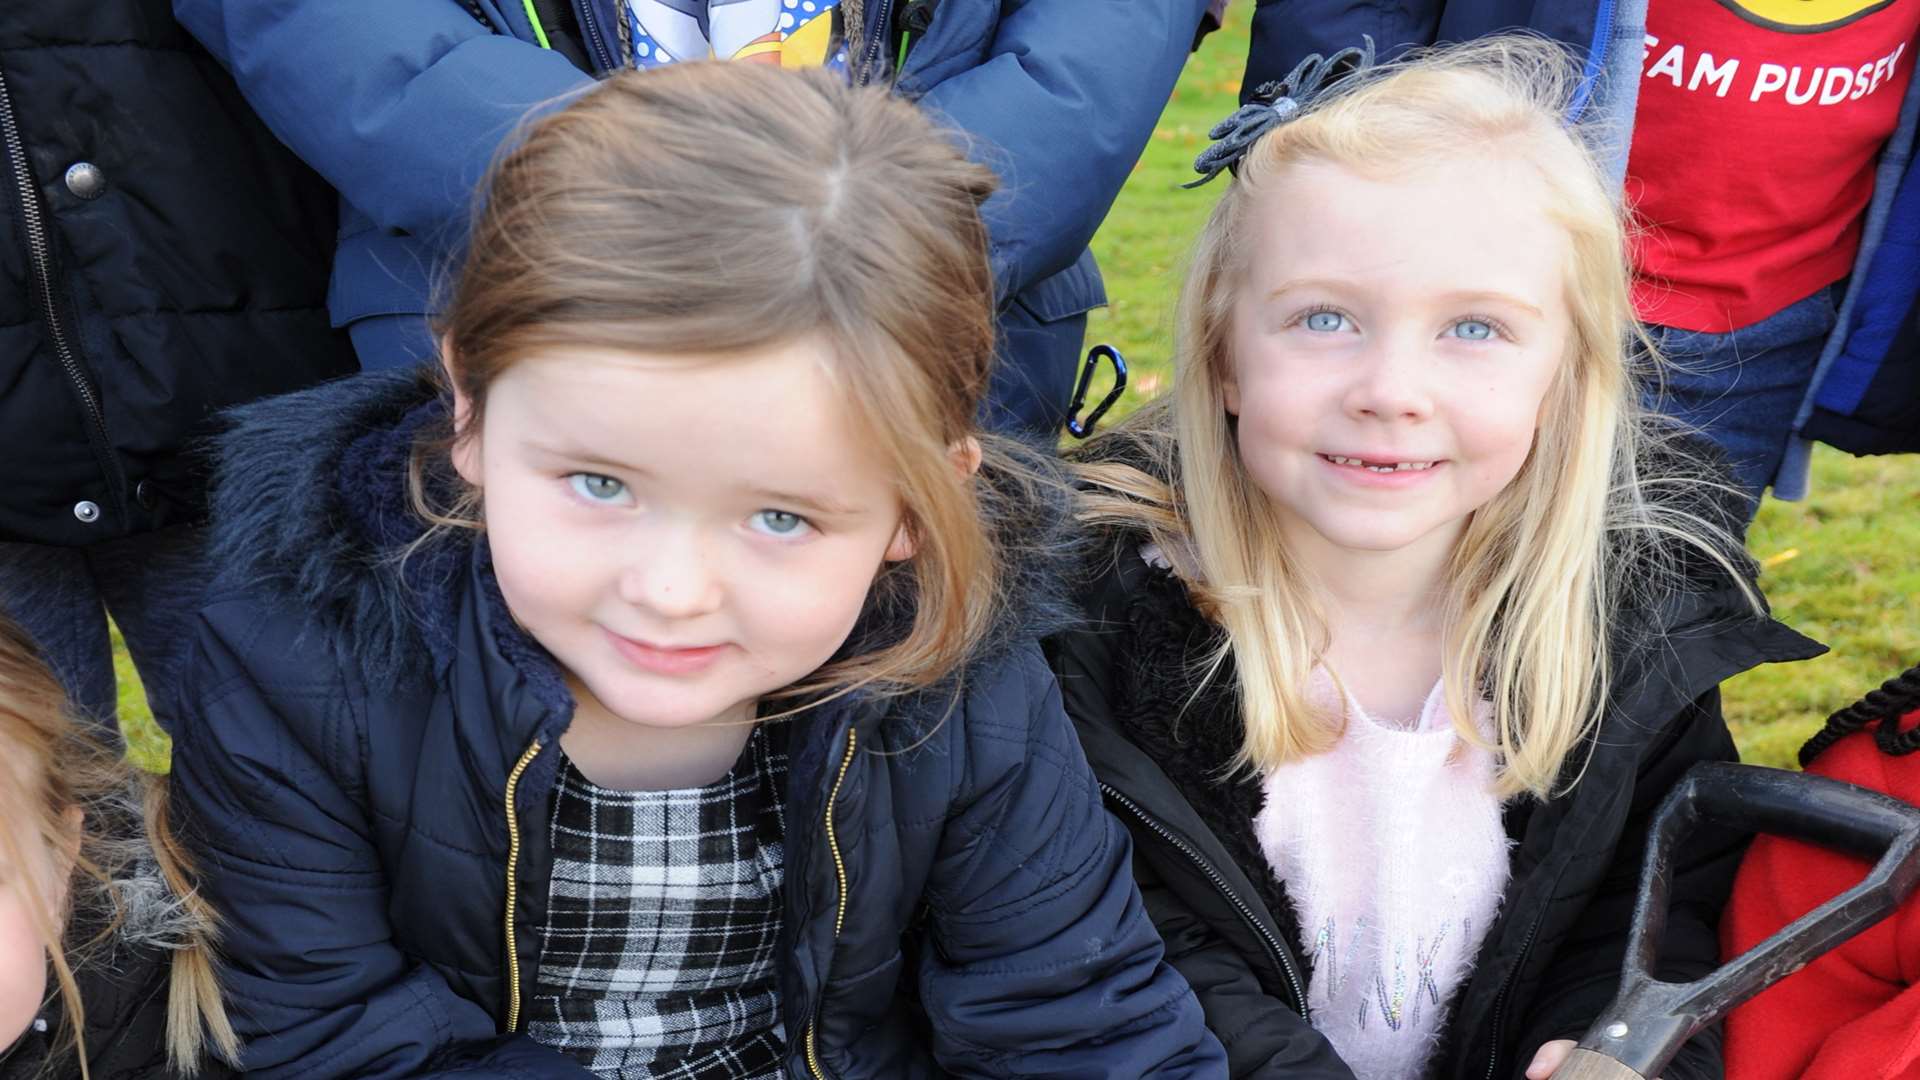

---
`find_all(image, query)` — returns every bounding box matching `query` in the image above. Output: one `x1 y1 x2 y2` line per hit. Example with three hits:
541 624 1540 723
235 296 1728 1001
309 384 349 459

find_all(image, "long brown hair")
0 617 237 1076
417 62 1027 700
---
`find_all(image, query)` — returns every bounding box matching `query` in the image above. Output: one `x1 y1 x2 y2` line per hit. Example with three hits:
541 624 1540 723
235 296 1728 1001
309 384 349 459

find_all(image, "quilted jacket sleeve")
168 595 592 1080
170 0 592 243
910 0 1211 304
913 644 1227 1077
1130 857 1358 1079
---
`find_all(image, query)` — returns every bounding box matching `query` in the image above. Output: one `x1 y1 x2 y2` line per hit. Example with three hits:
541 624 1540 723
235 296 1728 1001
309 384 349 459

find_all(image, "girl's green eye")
1451 319 1496 341
567 473 627 502
750 510 810 537
1304 310 1348 332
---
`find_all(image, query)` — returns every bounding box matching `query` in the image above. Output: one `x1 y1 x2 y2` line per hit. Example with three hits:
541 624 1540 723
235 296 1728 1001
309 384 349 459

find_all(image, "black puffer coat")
1043 447 1824 1080
0 0 354 546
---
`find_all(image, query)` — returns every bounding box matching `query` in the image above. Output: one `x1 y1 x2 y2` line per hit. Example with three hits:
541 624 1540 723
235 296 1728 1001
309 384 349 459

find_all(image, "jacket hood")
207 367 1083 720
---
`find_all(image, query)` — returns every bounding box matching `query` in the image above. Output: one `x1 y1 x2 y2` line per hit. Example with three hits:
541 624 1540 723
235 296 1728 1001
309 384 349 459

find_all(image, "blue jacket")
170 0 1212 437
1244 0 1920 476
167 369 1227 1079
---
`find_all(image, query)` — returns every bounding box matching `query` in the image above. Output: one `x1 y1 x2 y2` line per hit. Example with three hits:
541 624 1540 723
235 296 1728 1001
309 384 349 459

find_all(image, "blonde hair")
0 616 238 1076
1077 36 1756 797
414 62 1023 701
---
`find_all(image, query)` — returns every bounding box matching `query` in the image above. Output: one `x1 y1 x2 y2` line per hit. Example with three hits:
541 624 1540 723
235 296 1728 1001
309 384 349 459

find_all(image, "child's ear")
1222 369 1242 416
440 337 483 488
951 436 983 477
884 523 917 562
884 437 978 564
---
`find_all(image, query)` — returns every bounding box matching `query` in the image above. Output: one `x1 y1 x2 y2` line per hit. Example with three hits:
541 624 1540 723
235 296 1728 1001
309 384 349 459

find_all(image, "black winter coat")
1044 474 1822 1080
0 838 236 1080
167 370 1225 1079
0 0 354 546
0 942 234 1080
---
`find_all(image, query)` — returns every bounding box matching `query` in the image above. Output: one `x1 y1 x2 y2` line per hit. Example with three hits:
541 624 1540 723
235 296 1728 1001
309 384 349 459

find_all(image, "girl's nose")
620 533 724 619
1343 340 1436 422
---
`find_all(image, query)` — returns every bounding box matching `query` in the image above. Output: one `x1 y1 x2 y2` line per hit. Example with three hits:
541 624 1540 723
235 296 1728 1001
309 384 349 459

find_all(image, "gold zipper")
805 727 858 1079
501 739 544 1033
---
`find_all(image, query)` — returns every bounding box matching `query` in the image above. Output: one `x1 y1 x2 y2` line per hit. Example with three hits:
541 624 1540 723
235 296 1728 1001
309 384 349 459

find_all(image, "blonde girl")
0 615 235 1080
1046 36 1820 1080
165 62 1222 1080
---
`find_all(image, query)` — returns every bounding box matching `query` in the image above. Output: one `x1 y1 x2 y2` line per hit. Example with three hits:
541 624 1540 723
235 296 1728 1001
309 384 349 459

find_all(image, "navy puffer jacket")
170 0 1211 437
167 369 1225 1079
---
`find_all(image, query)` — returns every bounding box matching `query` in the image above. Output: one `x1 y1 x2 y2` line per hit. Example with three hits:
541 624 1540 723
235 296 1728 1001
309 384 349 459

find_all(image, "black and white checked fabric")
525 726 788 1079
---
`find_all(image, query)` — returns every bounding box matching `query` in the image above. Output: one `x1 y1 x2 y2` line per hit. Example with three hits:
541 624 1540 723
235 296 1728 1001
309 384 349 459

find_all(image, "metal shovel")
1554 761 1920 1080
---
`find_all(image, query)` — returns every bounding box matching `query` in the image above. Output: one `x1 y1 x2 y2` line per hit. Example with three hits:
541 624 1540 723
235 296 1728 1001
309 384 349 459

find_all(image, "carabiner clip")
1065 344 1128 439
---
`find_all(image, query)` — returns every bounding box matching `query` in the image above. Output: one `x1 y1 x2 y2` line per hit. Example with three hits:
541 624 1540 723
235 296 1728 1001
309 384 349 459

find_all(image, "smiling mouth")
1320 454 1439 473
603 629 730 675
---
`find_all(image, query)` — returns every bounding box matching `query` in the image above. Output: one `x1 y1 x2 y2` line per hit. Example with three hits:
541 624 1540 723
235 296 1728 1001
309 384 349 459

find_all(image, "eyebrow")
525 438 647 477
1265 279 1547 319
747 486 866 518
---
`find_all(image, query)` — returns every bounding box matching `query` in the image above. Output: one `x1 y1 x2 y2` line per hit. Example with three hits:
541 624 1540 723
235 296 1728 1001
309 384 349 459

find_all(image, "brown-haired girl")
0 615 235 1080
165 62 1222 1079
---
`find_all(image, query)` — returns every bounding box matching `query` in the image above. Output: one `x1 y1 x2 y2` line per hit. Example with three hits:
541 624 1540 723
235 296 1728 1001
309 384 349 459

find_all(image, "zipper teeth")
858 0 895 83
1099 784 1309 1017
805 727 859 1079
0 63 118 509
577 0 616 70
502 739 544 1033
1482 910 1544 1080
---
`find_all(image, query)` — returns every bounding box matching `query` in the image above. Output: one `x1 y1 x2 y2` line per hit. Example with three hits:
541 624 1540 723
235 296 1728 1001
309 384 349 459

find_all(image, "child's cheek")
757 544 887 671
0 891 48 1050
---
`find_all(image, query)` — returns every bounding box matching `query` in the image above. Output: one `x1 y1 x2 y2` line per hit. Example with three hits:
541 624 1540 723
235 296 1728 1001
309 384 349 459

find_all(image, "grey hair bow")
1187 36 1377 188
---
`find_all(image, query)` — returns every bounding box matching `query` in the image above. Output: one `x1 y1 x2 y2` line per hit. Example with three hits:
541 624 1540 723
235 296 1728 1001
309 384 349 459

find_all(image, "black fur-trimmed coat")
0 817 235 1080
1044 459 1823 1080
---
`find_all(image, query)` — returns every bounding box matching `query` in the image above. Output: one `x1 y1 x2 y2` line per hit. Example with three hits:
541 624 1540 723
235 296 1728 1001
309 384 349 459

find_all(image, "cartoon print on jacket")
624 0 845 68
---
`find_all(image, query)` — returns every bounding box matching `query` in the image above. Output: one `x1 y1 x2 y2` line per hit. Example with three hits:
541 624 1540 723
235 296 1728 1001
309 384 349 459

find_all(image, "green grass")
114 5 1918 771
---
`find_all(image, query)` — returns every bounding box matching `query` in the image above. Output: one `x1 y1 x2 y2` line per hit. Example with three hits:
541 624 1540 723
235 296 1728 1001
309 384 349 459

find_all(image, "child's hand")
1526 1040 1576 1078
1526 1039 1665 1079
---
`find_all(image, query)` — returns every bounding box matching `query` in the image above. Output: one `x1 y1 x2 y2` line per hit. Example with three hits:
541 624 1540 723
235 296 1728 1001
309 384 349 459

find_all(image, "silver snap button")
64 161 106 199
1604 1021 1630 1040
72 500 101 523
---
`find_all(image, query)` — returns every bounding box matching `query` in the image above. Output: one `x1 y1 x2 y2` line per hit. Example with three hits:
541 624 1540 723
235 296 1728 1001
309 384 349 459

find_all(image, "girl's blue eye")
1450 318 1496 341
1304 310 1349 333
750 510 811 538
567 473 628 503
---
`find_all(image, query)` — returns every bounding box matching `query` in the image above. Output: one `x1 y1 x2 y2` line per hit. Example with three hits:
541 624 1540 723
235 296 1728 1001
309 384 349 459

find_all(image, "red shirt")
1627 0 1920 331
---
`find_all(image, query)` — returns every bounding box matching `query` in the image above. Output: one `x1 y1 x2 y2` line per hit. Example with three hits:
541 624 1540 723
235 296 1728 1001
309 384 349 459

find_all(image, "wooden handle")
1553 1048 1648 1080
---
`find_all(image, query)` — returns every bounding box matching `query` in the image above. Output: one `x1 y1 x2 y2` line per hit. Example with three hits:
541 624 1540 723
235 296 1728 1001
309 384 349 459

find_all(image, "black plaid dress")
525 726 788 1079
